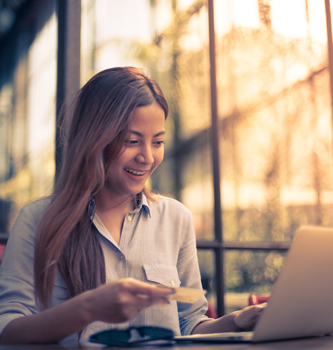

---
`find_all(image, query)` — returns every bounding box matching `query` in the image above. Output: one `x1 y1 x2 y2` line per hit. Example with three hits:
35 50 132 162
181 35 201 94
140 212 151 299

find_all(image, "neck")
94 192 135 214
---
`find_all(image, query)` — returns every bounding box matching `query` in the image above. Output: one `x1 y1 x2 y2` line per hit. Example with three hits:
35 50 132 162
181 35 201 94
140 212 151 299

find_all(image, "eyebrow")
129 130 165 137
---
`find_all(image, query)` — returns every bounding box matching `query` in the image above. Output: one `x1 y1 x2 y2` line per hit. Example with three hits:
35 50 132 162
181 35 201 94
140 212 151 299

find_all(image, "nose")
135 144 154 165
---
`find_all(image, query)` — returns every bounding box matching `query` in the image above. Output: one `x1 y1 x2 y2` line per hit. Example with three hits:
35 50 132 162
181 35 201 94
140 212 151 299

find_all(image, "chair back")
248 294 269 305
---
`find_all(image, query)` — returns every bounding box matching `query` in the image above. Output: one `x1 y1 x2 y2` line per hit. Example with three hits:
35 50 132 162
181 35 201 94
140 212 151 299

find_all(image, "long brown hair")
34 67 169 309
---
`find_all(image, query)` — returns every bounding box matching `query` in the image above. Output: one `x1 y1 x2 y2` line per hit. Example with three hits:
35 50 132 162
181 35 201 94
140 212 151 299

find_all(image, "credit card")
168 287 207 304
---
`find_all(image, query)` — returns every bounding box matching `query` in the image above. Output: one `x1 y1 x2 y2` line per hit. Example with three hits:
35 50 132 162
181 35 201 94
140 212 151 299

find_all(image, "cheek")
153 149 164 169
114 149 133 166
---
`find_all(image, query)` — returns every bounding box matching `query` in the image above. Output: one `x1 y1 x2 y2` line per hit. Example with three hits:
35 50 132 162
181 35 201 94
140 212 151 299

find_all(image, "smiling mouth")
125 168 146 176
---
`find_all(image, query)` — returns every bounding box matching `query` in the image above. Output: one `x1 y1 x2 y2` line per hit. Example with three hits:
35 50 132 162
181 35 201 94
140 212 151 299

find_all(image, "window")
0 0 56 235
1 0 333 316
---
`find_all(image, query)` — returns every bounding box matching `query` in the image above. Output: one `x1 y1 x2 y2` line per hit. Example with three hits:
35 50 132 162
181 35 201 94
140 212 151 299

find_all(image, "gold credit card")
168 287 207 304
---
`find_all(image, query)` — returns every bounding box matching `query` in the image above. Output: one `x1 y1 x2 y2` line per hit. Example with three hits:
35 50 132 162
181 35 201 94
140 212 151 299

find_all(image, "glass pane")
224 249 287 313
215 0 333 243
181 139 214 241
198 249 217 310
81 0 214 243
0 4 56 233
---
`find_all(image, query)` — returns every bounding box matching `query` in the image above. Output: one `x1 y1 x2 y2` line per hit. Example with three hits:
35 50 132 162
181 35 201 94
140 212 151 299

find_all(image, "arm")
0 278 172 344
175 208 212 334
173 203 264 335
0 201 172 344
1 288 90 344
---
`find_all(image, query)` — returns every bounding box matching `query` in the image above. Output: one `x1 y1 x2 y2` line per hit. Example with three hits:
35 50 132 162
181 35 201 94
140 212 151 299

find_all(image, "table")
0 336 333 350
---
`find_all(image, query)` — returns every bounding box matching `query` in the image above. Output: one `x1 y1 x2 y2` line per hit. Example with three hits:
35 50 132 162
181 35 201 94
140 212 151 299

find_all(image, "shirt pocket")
143 264 181 287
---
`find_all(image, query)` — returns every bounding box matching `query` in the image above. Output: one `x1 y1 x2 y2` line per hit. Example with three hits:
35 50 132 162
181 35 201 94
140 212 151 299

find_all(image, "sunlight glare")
27 13 56 159
95 0 151 44
214 0 327 43
270 0 327 43
232 0 259 28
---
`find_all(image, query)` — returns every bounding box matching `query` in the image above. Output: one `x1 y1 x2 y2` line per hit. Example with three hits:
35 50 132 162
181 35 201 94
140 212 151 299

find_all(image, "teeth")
125 168 145 175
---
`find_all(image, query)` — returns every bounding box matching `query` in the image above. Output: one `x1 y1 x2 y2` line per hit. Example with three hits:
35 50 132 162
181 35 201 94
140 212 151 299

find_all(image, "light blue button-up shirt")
0 194 209 343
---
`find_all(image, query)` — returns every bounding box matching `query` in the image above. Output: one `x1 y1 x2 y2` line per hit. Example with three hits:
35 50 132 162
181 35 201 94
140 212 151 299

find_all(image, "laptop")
175 225 333 343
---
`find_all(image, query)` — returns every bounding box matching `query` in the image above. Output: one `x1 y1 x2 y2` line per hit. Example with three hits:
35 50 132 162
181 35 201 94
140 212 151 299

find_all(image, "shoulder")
15 197 52 229
6 197 52 250
22 197 52 212
148 196 192 219
148 196 196 243
20 196 52 216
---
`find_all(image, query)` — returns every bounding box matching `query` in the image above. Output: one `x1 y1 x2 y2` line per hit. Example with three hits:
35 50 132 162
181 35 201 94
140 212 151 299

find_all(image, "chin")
132 187 145 195
126 186 145 195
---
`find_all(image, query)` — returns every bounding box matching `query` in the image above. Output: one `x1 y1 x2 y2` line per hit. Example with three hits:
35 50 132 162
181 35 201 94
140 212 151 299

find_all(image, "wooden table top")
0 336 333 350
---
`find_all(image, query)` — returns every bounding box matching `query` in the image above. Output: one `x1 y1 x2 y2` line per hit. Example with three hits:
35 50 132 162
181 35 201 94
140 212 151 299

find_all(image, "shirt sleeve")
176 207 212 335
0 202 42 335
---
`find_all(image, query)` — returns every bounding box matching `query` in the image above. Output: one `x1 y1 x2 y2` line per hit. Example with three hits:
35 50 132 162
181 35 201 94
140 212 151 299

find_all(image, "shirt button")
170 280 175 286
119 255 123 260
127 215 132 222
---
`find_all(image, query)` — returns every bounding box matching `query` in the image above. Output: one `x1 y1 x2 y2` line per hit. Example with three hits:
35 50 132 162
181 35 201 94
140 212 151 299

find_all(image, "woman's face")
104 102 165 198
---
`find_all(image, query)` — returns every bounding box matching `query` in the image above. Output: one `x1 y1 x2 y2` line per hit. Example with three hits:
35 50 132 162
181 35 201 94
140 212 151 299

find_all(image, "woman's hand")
233 303 267 331
0 277 173 344
191 302 267 335
82 277 174 324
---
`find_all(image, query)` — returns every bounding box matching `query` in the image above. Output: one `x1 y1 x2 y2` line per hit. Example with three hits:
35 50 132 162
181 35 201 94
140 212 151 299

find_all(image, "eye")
154 140 165 147
125 140 138 146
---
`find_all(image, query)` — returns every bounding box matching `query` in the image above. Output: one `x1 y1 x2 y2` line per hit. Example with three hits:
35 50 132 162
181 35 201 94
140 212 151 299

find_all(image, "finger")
245 304 265 315
149 296 170 307
123 279 175 297
133 294 170 308
254 303 266 315
123 298 168 320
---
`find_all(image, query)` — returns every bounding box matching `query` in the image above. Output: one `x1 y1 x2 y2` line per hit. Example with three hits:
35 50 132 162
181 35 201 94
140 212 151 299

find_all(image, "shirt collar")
133 192 151 218
89 192 152 222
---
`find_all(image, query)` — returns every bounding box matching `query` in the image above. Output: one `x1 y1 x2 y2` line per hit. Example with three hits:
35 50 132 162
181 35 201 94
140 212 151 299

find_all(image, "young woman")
0 67 263 344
